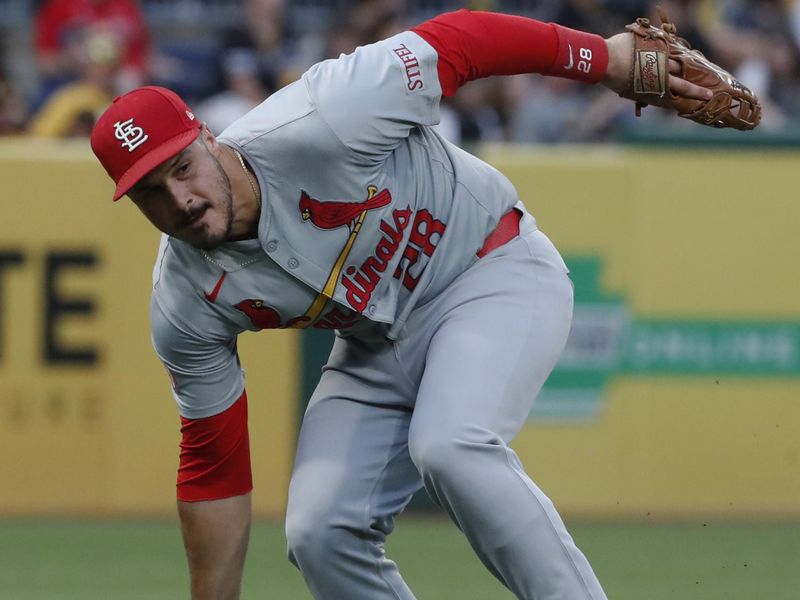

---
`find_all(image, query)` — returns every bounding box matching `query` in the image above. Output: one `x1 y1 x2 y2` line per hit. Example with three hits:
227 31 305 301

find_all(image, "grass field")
2 516 799 599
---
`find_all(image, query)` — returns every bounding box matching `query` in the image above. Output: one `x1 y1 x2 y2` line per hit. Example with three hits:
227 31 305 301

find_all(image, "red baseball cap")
90 86 201 201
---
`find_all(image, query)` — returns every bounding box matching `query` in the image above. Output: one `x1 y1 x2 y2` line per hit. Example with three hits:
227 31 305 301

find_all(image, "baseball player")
90 9 742 600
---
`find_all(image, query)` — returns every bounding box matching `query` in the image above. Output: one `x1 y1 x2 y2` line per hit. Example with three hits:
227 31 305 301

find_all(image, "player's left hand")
604 8 761 130
666 57 714 101
604 34 713 99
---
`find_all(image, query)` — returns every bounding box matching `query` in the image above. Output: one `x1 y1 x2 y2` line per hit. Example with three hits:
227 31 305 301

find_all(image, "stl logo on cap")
114 117 149 152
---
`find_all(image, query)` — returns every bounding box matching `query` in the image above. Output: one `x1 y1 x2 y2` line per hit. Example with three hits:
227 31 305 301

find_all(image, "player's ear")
197 123 223 158
199 123 217 147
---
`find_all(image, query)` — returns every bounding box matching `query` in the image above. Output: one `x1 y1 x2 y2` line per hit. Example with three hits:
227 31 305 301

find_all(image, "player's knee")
409 433 466 480
409 426 504 480
286 508 328 568
285 501 357 569
287 517 367 574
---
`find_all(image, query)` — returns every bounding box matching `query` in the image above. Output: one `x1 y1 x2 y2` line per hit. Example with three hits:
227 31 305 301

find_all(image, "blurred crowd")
0 0 798 143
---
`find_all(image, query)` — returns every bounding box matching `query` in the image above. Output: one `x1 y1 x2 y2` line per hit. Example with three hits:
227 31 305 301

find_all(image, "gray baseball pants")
285 225 607 600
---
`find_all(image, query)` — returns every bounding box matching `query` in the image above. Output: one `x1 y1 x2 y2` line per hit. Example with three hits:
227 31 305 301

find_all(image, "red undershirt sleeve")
411 9 609 97
176 390 253 502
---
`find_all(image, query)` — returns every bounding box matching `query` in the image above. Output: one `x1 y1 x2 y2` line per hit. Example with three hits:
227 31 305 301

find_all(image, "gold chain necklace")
199 148 264 272
201 249 263 271
233 148 261 212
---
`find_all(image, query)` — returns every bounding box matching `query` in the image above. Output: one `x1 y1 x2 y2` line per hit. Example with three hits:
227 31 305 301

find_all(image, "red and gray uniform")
154 10 608 599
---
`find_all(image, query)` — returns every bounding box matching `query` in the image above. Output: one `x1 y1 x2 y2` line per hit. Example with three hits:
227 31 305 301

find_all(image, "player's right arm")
151 296 253 599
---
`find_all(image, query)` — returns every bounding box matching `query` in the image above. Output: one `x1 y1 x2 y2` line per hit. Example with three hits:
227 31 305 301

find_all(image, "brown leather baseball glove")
622 8 761 130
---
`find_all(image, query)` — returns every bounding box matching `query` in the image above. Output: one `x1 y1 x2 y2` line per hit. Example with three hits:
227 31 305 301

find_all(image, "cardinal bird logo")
291 185 392 328
299 186 392 230
233 299 282 329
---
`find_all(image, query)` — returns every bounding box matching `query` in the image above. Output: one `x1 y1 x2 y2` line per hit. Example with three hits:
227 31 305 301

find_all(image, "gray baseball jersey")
150 29 606 600
152 31 522 419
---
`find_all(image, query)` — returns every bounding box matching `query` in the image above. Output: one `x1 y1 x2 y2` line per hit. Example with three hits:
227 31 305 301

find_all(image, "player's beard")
188 149 234 250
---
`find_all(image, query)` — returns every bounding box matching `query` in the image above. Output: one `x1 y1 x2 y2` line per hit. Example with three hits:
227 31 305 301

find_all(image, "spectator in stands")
189 0 322 131
787 0 800 114
196 0 409 135
506 69 632 144
33 0 150 109
28 29 119 137
446 78 505 146
0 49 28 135
323 0 407 59
709 0 800 122
214 0 308 98
195 49 269 134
